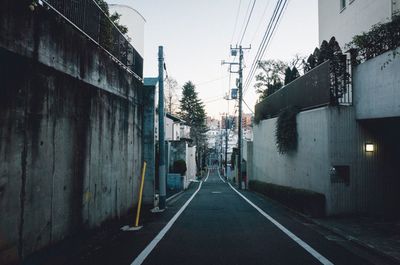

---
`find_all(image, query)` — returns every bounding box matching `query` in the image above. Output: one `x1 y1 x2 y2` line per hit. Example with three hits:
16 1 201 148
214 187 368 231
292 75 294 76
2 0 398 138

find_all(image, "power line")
243 99 255 114
249 0 272 44
239 0 257 45
243 0 285 92
194 75 230 86
243 0 288 95
236 0 252 44
230 0 242 44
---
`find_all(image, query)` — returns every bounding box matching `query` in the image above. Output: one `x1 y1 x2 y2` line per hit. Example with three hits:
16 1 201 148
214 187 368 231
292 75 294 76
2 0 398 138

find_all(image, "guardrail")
41 0 143 80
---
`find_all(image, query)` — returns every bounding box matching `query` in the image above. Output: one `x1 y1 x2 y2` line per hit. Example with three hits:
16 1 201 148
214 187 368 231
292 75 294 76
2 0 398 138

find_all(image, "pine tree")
178 81 208 170
291 66 300 80
284 67 292 85
318 40 329 64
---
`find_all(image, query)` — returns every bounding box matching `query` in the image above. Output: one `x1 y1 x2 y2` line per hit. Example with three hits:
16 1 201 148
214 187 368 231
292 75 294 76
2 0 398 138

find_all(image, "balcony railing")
255 59 352 122
41 0 143 80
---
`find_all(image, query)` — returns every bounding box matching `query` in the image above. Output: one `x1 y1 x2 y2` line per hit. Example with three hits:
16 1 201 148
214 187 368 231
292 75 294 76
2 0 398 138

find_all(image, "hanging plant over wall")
275 106 300 154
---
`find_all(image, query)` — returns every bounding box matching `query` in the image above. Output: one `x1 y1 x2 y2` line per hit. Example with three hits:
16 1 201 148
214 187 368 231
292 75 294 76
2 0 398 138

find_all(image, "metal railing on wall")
41 0 143 81
255 59 353 122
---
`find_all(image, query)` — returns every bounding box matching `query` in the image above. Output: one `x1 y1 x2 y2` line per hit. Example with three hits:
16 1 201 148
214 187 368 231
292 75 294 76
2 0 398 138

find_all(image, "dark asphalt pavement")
137 168 375 265
25 167 391 265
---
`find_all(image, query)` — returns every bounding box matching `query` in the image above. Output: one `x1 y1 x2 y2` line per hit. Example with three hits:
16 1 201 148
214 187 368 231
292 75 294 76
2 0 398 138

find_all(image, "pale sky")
108 0 319 118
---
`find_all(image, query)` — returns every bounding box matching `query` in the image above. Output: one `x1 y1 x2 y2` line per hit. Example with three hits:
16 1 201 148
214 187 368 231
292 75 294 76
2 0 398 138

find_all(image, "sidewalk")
312 216 400 264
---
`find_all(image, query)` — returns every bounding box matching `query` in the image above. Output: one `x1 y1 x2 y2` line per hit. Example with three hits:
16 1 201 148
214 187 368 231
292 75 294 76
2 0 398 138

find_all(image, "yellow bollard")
135 161 147 227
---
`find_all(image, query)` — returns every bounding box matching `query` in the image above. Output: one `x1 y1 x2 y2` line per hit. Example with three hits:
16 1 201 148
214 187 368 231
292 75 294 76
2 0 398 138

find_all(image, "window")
340 0 346 11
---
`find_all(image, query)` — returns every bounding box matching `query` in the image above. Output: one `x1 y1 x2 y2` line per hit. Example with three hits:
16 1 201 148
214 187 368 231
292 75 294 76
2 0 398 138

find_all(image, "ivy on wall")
275 106 300 154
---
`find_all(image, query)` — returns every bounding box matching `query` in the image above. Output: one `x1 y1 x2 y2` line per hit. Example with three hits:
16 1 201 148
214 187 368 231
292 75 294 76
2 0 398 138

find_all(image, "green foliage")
178 81 208 170
302 37 349 105
284 66 300 85
275 106 299 154
255 55 305 102
172 160 187 176
95 0 128 50
346 14 400 67
248 180 326 217
255 60 286 101
109 12 128 34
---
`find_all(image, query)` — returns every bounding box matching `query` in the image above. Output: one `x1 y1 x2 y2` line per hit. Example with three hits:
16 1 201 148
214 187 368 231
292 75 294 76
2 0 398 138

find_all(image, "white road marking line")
217 168 226 183
131 182 203 265
204 169 210 182
228 183 334 265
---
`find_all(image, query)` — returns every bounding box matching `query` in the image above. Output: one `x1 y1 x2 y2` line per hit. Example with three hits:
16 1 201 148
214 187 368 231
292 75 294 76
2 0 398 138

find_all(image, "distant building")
221 115 236 130
206 116 220 130
242 113 253 129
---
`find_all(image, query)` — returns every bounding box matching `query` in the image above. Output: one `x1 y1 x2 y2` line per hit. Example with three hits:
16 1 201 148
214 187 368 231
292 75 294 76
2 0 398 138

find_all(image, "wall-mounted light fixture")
365 143 375 152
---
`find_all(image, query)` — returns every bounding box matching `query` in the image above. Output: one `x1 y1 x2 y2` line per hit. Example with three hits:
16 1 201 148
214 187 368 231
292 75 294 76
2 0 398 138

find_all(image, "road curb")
310 219 400 265
248 190 400 265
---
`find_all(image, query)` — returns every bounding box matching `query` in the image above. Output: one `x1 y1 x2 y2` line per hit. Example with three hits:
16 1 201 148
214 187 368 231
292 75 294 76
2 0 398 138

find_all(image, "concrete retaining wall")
354 48 400 120
252 106 400 216
0 1 143 261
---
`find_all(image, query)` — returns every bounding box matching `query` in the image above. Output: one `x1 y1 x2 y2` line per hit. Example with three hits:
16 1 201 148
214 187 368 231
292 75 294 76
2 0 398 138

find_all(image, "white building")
319 0 400 46
109 4 146 57
165 113 182 141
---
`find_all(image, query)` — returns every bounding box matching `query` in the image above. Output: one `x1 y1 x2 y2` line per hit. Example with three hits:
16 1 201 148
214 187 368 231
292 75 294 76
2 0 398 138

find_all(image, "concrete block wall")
353 48 400 120
0 1 143 261
252 105 399 216
253 108 331 197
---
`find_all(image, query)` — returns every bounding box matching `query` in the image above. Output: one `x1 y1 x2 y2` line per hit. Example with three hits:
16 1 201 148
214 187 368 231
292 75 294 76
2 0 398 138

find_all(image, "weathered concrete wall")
142 82 156 205
253 108 331 195
252 106 400 216
0 1 143 261
354 48 400 120
243 140 253 187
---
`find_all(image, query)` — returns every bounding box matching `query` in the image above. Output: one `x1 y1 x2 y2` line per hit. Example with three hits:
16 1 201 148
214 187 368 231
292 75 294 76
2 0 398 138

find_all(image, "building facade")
318 0 399 46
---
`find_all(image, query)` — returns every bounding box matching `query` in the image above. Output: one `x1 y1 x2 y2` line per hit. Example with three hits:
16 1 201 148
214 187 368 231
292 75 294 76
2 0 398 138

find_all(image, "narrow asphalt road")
134 168 374 265
25 167 386 265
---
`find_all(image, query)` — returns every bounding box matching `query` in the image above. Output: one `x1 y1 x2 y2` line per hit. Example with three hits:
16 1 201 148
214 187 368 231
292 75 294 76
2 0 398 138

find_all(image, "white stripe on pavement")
228 183 334 265
131 181 203 265
204 168 210 182
217 168 226 183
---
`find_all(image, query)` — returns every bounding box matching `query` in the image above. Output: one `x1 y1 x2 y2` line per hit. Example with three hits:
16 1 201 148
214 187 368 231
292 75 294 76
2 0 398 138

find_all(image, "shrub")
346 14 400 66
249 180 326 217
172 159 187 176
275 106 299 154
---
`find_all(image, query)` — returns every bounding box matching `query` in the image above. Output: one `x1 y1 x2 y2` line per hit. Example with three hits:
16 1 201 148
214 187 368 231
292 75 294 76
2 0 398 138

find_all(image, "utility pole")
225 113 228 178
238 46 244 189
158 46 166 210
222 45 250 189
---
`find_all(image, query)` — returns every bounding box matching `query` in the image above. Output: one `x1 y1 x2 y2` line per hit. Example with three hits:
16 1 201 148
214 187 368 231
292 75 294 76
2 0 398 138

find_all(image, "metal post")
238 46 243 189
135 161 147 227
225 113 228 177
158 46 166 210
